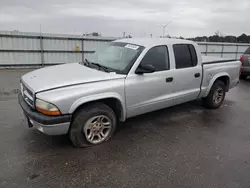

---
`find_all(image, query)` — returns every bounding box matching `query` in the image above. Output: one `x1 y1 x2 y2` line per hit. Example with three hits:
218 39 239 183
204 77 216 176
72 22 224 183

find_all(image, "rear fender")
203 72 230 97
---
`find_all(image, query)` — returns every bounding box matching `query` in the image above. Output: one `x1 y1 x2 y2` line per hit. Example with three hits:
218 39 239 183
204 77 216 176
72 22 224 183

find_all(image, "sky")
0 0 249 38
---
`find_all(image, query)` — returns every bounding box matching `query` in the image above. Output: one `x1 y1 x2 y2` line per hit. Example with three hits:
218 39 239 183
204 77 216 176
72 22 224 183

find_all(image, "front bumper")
18 93 71 135
241 66 250 76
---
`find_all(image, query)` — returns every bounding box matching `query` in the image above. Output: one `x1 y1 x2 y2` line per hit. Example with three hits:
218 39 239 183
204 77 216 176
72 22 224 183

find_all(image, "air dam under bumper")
18 93 71 135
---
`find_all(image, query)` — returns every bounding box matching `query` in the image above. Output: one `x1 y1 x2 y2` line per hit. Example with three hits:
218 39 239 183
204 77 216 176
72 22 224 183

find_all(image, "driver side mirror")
135 64 155 74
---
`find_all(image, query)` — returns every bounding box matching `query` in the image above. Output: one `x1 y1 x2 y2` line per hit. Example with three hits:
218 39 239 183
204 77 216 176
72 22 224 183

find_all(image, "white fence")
0 31 114 67
0 31 249 67
198 42 249 59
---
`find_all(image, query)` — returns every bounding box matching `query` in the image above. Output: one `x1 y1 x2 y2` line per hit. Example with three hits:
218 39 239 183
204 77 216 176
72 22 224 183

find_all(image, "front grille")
20 81 34 108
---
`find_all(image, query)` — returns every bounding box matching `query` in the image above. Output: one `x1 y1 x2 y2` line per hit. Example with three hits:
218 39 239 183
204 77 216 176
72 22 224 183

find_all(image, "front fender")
204 72 230 97
69 92 126 121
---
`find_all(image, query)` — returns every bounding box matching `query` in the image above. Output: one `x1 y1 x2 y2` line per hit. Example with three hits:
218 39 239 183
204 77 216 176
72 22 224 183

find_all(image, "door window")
173 44 198 69
140 46 169 71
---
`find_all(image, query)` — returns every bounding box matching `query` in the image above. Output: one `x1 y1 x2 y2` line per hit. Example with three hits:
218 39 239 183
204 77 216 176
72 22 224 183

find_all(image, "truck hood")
21 63 126 93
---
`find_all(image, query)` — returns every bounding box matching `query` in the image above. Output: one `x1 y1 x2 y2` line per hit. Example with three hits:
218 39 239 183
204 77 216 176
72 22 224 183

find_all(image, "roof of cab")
114 38 195 47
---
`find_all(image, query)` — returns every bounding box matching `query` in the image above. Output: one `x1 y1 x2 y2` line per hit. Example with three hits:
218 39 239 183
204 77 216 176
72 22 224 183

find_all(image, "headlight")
35 99 61 116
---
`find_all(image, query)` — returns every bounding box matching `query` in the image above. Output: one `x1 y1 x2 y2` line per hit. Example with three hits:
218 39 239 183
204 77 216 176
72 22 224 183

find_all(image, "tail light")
239 55 243 75
240 55 243 63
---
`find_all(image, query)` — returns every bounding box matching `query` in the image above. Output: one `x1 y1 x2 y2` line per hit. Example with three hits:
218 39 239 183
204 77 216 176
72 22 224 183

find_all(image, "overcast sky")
0 0 249 37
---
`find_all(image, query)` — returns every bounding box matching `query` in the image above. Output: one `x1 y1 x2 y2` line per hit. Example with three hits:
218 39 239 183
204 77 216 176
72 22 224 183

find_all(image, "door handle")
194 73 200 78
166 77 173 82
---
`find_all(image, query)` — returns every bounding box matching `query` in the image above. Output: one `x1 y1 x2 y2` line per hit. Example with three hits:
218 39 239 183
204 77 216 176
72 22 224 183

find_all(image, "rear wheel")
203 80 226 109
240 74 248 80
69 103 117 148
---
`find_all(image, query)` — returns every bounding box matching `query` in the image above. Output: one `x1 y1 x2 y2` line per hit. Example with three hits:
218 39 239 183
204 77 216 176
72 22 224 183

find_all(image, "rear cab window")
173 44 198 69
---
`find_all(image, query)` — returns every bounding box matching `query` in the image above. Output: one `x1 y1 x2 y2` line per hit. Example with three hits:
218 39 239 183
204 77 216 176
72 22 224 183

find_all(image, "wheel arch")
69 93 126 122
204 73 230 97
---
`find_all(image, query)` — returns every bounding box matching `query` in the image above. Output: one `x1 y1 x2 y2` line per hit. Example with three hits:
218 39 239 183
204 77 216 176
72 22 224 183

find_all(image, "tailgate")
242 54 250 67
242 47 250 67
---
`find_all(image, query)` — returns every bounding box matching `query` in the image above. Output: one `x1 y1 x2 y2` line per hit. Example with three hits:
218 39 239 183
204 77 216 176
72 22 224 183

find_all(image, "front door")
125 45 175 118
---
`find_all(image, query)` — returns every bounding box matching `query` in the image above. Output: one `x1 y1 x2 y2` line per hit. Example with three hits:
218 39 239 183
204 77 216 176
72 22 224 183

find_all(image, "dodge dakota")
18 38 241 147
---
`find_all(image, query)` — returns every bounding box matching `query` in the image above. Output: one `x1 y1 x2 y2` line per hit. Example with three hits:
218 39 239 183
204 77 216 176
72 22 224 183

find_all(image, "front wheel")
203 80 226 109
69 103 117 148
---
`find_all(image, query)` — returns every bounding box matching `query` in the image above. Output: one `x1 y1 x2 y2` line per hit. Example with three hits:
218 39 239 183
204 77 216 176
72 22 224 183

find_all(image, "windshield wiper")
84 59 110 72
84 59 91 66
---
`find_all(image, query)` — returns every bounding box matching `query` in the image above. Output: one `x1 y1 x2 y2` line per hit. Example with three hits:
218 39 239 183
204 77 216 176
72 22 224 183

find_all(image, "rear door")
171 44 202 104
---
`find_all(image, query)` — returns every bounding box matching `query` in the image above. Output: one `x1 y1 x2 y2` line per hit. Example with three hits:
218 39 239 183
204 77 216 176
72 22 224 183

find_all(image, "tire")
240 74 248 80
203 80 226 109
69 102 117 148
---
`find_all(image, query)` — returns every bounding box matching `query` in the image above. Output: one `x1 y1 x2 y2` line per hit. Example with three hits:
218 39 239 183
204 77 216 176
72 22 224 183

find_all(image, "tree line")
187 32 250 43
82 31 250 43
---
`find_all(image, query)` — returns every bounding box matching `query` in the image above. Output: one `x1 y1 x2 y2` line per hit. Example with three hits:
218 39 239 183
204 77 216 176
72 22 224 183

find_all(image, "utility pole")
162 21 172 37
39 24 44 67
39 24 42 34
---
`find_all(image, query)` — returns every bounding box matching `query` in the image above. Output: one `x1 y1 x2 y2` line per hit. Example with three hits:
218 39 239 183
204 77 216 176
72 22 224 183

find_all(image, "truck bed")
202 56 237 64
199 57 241 99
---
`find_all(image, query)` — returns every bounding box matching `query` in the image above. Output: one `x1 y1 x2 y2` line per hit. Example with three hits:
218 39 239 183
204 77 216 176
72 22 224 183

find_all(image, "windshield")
87 42 144 74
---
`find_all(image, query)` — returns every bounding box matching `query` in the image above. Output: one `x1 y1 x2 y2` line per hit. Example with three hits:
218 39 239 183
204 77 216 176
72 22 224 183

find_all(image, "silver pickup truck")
18 38 241 147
